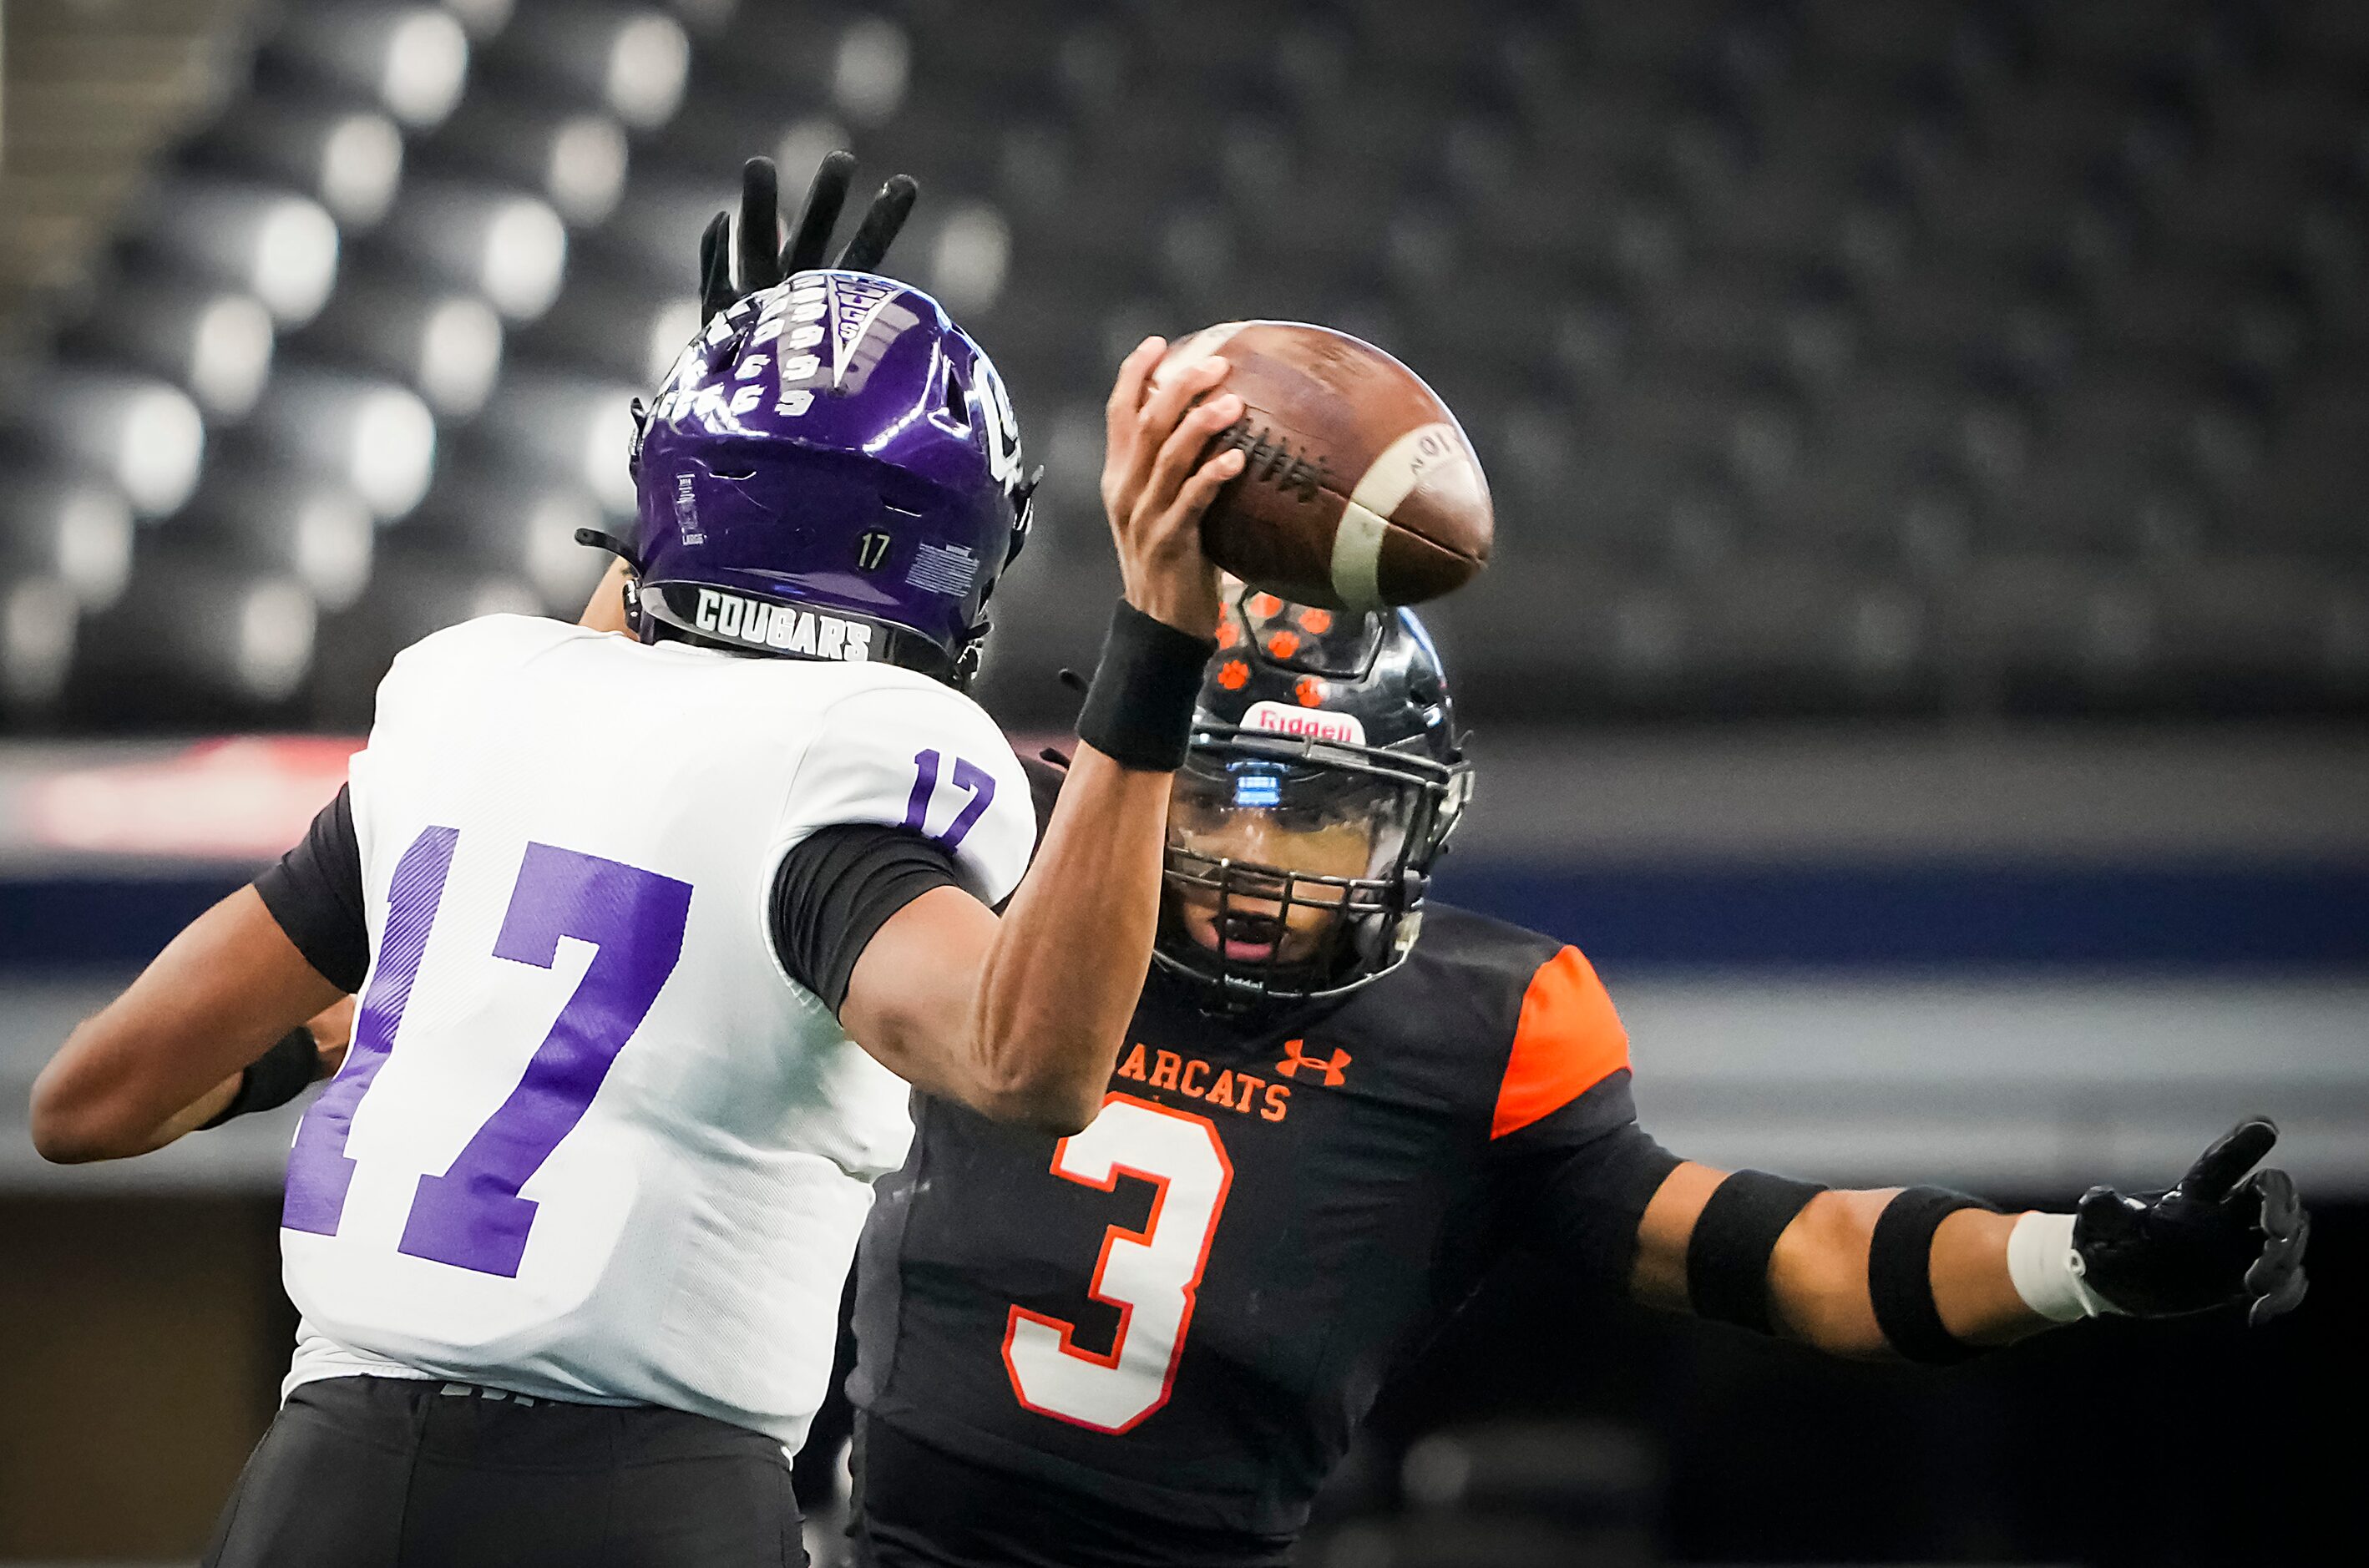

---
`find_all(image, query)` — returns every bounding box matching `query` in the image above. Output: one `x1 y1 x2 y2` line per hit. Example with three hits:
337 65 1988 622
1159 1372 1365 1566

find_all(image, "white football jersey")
278 614 1033 1450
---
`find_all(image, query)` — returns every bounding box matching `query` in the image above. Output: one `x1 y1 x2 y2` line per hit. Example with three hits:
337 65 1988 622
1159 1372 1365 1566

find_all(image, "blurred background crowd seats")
0 0 2363 731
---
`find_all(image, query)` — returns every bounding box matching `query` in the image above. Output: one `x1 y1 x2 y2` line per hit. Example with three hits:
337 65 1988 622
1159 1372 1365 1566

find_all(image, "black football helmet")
1156 584 1471 1003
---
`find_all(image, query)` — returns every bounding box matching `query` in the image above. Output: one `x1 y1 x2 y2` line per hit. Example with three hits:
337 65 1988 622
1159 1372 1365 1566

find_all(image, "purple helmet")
623 270 1034 684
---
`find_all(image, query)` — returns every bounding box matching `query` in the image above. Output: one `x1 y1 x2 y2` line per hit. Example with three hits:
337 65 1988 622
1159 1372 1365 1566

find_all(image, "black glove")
697 153 920 321
611 154 920 529
2073 1116 2309 1326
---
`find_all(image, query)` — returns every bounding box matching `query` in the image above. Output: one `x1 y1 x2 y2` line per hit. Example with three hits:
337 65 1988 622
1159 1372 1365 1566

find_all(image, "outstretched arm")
1629 1119 2308 1361
33 782 367 1163
1632 1166 2042 1356
30 891 351 1162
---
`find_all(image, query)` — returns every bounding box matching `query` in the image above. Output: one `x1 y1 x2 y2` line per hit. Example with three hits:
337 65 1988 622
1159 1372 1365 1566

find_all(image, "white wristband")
2006 1211 2120 1322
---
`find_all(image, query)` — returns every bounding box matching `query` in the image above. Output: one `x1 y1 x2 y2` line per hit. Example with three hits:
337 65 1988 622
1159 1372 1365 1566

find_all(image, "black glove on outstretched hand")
2073 1116 2310 1326
698 152 920 320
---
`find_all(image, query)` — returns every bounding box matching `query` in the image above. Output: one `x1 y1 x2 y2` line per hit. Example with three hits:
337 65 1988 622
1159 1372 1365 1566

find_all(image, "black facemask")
1153 726 1462 1003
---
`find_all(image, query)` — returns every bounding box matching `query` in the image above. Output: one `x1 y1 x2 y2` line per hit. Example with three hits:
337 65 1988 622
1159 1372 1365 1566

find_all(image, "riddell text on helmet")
1243 699 1366 746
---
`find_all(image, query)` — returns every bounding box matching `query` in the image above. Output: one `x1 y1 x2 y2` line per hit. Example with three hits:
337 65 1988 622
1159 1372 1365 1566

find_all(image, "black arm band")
1686 1169 1829 1334
1076 599 1217 771
198 1027 321 1130
1869 1186 2002 1365
770 825 962 1012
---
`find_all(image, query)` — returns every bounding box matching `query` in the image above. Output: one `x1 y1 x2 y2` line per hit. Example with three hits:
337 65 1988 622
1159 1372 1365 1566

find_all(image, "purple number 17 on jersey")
903 748 995 852
283 831 692 1278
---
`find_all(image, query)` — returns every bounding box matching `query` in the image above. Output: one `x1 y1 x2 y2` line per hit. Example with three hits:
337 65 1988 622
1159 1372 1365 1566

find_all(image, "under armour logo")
1274 1039 1351 1086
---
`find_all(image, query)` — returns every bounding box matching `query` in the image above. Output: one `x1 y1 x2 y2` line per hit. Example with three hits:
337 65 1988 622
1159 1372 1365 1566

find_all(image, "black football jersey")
849 902 1675 1548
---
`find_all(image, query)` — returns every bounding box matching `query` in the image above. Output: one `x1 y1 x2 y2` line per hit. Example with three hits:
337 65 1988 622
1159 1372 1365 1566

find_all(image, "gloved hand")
697 152 919 321
2073 1116 2309 1326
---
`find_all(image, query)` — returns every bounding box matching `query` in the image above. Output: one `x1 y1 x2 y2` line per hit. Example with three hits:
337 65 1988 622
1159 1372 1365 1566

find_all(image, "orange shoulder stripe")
1491 945 1630 1140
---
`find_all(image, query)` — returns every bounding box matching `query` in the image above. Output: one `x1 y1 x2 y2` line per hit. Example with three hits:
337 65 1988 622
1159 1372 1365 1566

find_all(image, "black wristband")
199 1026 321 1130
1076 599 1217 771
1686 1169 1829 1334
1869 1186 2001 1365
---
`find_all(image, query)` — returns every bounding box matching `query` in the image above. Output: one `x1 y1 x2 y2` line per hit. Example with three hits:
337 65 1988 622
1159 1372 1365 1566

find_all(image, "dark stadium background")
0 1 2361 1563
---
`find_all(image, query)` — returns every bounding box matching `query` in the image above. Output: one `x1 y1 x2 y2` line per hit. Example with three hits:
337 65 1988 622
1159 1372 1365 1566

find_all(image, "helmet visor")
1160 749 1430 990
1167 755 1417 883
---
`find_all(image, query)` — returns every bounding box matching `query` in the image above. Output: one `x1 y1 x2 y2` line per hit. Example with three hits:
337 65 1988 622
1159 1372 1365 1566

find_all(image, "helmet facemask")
1156 723 1464 1004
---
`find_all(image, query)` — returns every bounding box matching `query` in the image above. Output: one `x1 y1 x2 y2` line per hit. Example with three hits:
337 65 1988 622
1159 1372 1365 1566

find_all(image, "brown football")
1153 321 1492 611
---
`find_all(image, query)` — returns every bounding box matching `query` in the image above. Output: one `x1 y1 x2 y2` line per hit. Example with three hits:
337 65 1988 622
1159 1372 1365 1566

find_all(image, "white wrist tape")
2007 1211 2121 1322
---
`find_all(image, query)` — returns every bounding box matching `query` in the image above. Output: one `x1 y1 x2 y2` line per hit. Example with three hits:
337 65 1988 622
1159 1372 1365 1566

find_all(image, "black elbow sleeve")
770 826 963 1012
253 785 368 993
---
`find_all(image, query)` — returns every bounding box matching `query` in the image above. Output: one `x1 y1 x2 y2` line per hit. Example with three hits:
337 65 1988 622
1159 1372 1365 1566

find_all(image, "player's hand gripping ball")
1150 323 1491 611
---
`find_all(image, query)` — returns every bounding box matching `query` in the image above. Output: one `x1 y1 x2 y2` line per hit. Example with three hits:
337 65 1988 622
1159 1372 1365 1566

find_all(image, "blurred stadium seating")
0 0 2363 728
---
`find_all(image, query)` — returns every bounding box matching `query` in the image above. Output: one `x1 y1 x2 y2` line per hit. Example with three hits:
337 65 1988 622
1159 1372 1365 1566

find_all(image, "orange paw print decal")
1294 675 1327 706
1266 630 1302 659
1217 660 1251 690
1296 609 1334 635
1248 592 1283 620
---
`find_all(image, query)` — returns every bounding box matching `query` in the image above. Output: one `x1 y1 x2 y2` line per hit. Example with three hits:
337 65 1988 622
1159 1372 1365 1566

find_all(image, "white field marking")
1330 501 1389 611
1347 422 1460 518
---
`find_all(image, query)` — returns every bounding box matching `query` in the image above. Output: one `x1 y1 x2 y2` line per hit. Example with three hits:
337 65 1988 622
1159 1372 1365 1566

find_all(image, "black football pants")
201 1375 806 1568
850 1416 1293 1568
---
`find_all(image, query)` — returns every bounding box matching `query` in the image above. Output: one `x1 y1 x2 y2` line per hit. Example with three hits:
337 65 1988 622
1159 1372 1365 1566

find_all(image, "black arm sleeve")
252 784 368 993
1519 1125 1685 1290
769 824 964 1013
1486 1072 1686 1292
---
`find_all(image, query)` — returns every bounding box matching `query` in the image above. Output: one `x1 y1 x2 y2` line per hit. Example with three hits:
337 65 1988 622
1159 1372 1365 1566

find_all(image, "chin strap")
950 624 989 691
574 528 653 639
1005 464 1043 568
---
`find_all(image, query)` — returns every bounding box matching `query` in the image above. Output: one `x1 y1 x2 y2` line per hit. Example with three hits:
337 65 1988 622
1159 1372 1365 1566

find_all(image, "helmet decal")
626 270 1030 685
1243 700 1365 746
824 279 919 394
670 584 874 660
975 353 1025 490
904 540 980 598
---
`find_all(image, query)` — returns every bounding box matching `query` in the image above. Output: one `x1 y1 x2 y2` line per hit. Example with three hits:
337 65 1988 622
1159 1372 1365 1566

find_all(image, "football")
1154 321 1492 611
